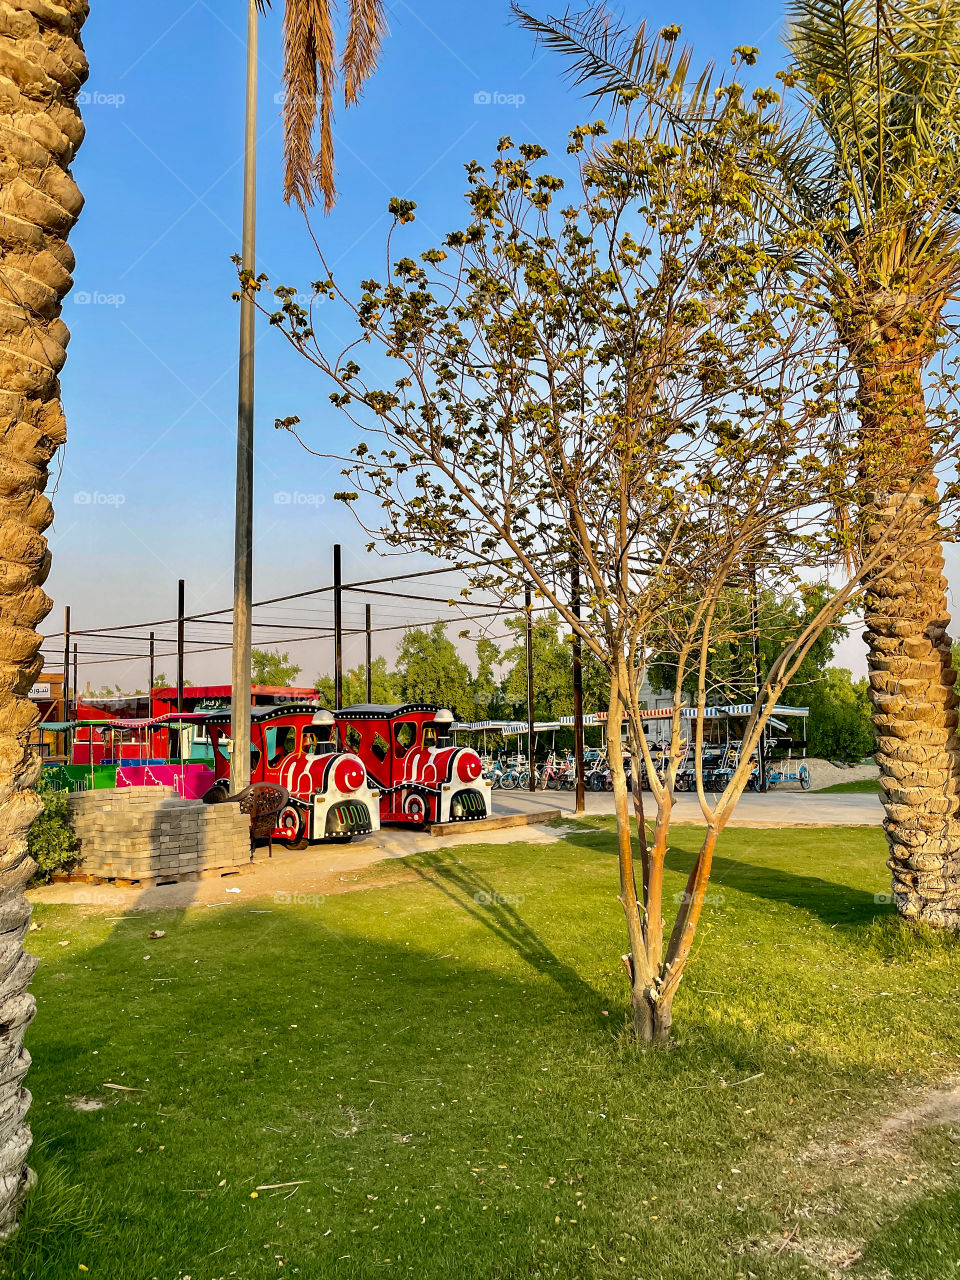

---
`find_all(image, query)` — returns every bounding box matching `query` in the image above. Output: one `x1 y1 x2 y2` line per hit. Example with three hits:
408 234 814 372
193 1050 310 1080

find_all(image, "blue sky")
48 0 852 691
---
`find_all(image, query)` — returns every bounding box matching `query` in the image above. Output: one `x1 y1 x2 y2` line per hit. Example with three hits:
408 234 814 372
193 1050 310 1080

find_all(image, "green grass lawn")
5 822 960 1280
815 778 881 794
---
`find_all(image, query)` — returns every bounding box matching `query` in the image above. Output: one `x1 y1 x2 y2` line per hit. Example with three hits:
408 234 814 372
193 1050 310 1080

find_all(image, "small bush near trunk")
28 778 79 884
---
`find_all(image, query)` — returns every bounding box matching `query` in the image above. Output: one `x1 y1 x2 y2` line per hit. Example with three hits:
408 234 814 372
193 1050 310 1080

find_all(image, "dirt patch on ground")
750 1079 960 1277
65 1095 108 1112
805 1079 960 1175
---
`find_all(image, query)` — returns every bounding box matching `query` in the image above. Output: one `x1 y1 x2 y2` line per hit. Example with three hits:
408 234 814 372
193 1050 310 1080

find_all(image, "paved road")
491 786 883 827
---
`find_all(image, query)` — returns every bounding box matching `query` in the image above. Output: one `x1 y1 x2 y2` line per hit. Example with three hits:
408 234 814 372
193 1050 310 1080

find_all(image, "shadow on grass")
857 1179 960 1279
6 872 875 1280
8 886 616 1279
407 849 604 1015
688 851 883 928
560 821 886 930
12 827 953 1280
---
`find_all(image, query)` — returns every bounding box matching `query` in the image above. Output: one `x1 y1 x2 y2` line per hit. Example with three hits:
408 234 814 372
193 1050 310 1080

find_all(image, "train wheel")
202 781 230 805
403 794 428 827
277 803 309 850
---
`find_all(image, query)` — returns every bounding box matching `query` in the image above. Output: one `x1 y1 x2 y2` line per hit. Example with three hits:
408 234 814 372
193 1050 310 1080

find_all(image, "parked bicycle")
498 756 531 790
537 752 578 791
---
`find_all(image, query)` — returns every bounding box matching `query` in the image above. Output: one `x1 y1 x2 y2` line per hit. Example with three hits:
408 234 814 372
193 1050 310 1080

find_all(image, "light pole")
230 0 259 794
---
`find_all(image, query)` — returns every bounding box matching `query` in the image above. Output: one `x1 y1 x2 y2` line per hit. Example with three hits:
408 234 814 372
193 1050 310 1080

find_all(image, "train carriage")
334 703 492 826
204 704 381 846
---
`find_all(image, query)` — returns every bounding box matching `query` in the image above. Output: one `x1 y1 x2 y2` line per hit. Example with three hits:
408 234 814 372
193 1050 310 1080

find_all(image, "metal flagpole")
230 0 259 794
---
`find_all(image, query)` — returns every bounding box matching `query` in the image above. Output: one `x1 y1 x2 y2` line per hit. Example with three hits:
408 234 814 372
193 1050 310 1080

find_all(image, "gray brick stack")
67 787 251 883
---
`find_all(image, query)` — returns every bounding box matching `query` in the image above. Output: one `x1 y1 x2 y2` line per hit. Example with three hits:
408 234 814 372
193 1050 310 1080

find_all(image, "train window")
265 725 297 768
372 731 389 763
346 725 363 754
393 720 418 758
302 729 332 756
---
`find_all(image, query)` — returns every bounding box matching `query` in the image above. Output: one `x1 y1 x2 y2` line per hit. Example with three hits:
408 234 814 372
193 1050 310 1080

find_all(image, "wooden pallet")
52 863 256 889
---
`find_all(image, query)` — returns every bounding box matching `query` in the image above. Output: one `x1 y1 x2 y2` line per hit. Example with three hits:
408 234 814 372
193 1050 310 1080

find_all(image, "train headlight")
333 758 365 793
457 752 482 782
451 798 464 818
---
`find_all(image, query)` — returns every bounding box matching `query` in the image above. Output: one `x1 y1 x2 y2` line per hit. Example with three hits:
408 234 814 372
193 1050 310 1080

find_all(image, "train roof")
203 702 329 724
336 703 454 720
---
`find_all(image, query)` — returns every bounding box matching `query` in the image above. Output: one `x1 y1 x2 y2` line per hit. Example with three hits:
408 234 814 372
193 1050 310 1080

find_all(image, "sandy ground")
28 784 883 915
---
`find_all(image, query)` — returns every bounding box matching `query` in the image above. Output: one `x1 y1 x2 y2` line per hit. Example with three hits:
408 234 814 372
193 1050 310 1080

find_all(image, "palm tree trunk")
857 344 960 929
0 0 87 1233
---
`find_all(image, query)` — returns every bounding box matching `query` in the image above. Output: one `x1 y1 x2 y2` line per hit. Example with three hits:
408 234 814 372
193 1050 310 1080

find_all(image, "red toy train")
202 701 491 846
335 703 491 826
204 703 381 846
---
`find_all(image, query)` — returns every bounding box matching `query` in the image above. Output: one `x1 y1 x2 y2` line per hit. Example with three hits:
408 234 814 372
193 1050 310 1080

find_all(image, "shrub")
803 667 875 763
28 776 79 883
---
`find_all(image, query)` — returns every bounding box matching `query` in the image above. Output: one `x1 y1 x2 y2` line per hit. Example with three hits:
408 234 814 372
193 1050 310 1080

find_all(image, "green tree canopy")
251 648 302 687
314 656 401 707
501 610 608 720
803 668 875 764
396 623 474 716
649 585 845 706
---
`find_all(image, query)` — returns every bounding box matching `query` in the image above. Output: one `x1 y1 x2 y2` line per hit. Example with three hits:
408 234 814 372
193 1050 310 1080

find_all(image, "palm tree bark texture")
852 311 960 929
0 0 87 1233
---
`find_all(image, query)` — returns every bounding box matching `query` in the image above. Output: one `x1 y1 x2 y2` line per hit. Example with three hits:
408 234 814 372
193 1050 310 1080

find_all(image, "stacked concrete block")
68 787 251 883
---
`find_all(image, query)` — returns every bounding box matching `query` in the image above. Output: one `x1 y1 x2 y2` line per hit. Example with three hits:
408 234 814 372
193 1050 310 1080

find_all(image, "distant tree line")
254 607 874 762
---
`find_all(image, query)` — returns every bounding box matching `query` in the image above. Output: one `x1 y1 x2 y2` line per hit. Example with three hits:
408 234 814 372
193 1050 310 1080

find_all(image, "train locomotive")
204 703 381 846
334 703 492 826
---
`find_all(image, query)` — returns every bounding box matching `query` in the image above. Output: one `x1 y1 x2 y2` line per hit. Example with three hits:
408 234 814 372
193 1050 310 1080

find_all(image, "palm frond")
272 0 388 211
786 0 960 221
511 4 714 126
342 0 386 106
280 0 336 211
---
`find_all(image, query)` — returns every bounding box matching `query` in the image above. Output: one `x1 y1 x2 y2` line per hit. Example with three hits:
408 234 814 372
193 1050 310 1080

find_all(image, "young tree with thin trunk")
513 1 960 928
259 45 959 1038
